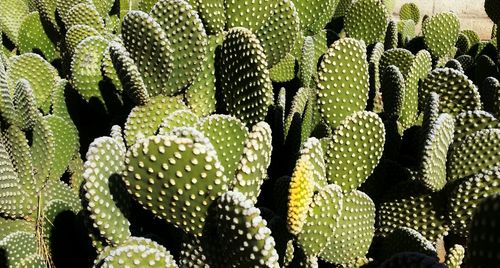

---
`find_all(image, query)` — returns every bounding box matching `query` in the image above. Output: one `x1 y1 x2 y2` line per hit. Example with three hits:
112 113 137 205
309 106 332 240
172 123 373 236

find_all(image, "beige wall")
392 0 494 40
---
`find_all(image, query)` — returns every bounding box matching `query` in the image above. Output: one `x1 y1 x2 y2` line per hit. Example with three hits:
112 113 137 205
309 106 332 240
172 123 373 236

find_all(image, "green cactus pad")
92 0 114 17
399 3 420 24
219 27 274 125
447 128 500 181
42 198 78 241
204 190 279 267
384 20 398 50
298 37 314 88
83 136 130 245
185 34 222 116
447 167 500 237
192 0 224 35
0 0 29 45
325 111 385 192
46 115 78 180
0 219 34 240
480 77 500 118
455 33 470 55
18 12 59 62
287 156 315 235
453 111 498 145
157 109 199 135
124 128 229 236
269 53 296 83
0 231 37 267
464 193 500 267
421 68 481 115
151 0 208 92
179 236 209 267
7 53 58 114
232 122 271 203
13 79 42 131
461 29 480 46
422 12 460 58
31 116 55 189
317 38 369 129
345 0 388 45
380 48 415 78
484 0 500 22
445 244 464 268
294 0 340 35
98 244 178 267
254 0 299 68
70 36 108 101
108 42 150 105
418 113 455 191
369 42 384 98
299 138 327 189
43 179 81 210
381 65 405 119
4 125 35 194
12 254 46 268
397 20 416 45
63 3 105 33
0 61 20 127
285 87 311 136
50 79 72 122
124 95 186 146
297 184 343 256
121 10 174 96
333 0 353 18
377 194 447 242
444 59 463 72
378 227 437 260
380 252 444 268
93 236 167 266
64 25 100 55
320 190 375 265
195 115 248 179
101 43 123 93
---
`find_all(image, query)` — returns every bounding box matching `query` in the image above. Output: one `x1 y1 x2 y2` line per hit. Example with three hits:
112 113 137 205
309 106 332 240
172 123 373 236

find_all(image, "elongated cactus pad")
46 115 79 180
320 190 375 265
381 65 405 119
345 0 389 45
422 12 460 58
325 111 385 192
317 38 369 129
4 125 35 195
297 184 343 256
124 128 229 236
124 95 186 146
0 61 20 127
378 227 437 260
219 27 274 125
196 115 248 180
447 128 500 181
418 113 455 191
8 53 58 113
13 79 42 131
464 193 500 267
447 167 500 237
384 20 398 50
299 138 327 189
31 116 55 189
204 191 279 267
421 68 481 115
83 137 131 245
122 10 174 96
287 157 315 235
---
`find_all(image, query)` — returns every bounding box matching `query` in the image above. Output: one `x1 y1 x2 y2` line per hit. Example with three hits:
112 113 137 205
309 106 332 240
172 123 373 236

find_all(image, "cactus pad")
63 3 105 33
0 231 37 267
83 137 131 245
317 38 369 129
46 115 78 180
158 109 199 135
484 0 500 22
204 191 279 267
124 128 229 236
124 95 186 146
18 12 58 62
447 128 500 181
294 0 340 35
0 0 29 45
287 157 315 235
345 0 389 45
122 10 174 96
8 53 58 113
269 53 296 83
378 227 437 260
381 65 405 119
0 61 20 127
453 111 498 144
399 3 420 24
98 244 178 267
421 68 481 115
380 48 415 78
445 244 464 268
422 12 460 58
297 184 343 256
219 27 274 125
65 25 100 55
320 190 375 265
325 111 385 192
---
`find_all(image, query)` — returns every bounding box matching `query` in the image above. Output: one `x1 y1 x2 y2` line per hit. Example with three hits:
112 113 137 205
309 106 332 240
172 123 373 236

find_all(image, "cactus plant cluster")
0 0 499 267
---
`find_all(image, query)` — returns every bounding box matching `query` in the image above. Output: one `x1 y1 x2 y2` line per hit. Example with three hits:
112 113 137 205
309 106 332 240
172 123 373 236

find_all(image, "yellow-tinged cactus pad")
219 27 274 125
124 128 230 236
423 12 460 58
345 0 389 45
317 38 369 130
445 244 464 268
0 0 29 45
287 157 315 235
320 190 376 265
325 111 385 192
124 95 186 147
83 137 131 245
297 184 343 256
7 53 58 114
64 24 100 56
447 128 500 181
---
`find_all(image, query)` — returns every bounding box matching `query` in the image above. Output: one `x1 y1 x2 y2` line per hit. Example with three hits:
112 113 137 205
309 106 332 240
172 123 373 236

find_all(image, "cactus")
344 0 388 45
399 3 420 24
384 20 398 50
422 12 460 58
63 3 105 33
0 0 29 45
444 244 464 268
18 12 59 62
377 227 437 261
453 111 498 144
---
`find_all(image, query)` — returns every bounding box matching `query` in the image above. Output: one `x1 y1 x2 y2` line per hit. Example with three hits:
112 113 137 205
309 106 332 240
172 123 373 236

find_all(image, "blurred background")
392 0 493 39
